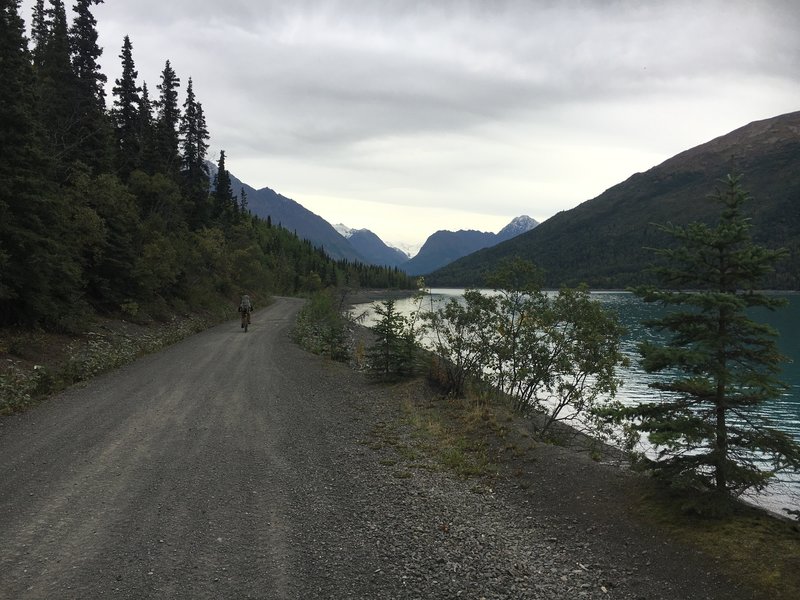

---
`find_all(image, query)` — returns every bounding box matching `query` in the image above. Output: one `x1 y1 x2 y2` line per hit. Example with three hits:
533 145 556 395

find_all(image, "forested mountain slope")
222 169 368 263
429 111 800 289
403 216 539 275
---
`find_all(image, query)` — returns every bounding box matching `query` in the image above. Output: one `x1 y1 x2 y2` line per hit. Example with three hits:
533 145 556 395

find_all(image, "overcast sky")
22 1 800 251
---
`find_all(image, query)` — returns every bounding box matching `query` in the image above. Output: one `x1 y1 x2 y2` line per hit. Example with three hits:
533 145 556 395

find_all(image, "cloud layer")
22 1 800 246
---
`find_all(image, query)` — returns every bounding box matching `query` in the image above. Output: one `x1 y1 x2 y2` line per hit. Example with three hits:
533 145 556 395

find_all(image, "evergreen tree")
0 0 83 326
179 77 210 225
69 0 105 103
212 150 235 221
111 35 141 178
366 299 418 380
136 81 157 174
153 59 181 178
35 0 78 180
69 0 111 173
613 175 800 497
29 0 46 66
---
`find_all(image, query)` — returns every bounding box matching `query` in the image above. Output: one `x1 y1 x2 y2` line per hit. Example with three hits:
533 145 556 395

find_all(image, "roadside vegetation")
294 176 800 599
0 309 225 415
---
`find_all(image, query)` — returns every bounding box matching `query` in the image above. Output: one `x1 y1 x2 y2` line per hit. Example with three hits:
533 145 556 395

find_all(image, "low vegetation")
394 376 800 600
0 309 224 414
294 176 800 599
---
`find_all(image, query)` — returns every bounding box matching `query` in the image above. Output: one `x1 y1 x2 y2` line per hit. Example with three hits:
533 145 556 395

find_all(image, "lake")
353 289 800 515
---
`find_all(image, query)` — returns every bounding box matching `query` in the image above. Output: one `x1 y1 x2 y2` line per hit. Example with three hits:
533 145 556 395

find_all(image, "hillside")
404 216 539 276
404 229 498 275
221 171 367 263
428 111 800 289
335 224 409 267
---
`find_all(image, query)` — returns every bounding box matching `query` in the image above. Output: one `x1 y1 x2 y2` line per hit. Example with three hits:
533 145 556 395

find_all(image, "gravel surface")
0 298 759 599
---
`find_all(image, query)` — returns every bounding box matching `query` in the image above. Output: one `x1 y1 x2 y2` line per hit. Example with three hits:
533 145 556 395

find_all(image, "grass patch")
378 376 800 599
398 392 495 480
633 481 800 600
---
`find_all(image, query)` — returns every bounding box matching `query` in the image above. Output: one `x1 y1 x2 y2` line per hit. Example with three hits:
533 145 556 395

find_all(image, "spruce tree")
136 81 157 174
153 59 181 178
615 175 800 498
35 0 78 180
69 0 111 173
179 77 210 225
29 0 46 66
0 0 83 326
212 149 235 221
111 35 141 178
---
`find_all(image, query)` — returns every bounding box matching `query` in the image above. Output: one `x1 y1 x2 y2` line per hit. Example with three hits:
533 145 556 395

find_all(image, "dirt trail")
0 298 759 600
0 299 374 598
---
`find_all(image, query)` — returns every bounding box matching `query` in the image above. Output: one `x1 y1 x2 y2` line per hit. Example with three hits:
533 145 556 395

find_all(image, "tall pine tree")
136 81 157 174
68 0 111 173
153 59 181 179
613 175 800 499
212 150 235 222
0 0 84 326
179 77 210 226
35 0 78 181
111 35 141 179
29 0 45 67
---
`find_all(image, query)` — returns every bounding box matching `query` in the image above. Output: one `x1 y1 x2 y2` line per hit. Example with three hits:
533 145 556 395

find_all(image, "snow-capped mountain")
402 216 540 275
497 215 539 241
334 223 355 238
334 224 409 267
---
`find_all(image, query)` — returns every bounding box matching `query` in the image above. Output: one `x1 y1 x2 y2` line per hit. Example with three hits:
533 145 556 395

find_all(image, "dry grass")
633 482 800 600
374 375 800 600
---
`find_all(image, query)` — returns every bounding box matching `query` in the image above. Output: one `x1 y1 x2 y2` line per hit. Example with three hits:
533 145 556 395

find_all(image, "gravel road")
0 298 758 599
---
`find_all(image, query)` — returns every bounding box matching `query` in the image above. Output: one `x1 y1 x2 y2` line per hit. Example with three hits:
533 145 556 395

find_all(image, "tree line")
0 0 415 330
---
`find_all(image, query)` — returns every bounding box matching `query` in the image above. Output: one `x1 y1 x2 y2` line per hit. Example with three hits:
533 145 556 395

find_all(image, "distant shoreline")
344 288 419 307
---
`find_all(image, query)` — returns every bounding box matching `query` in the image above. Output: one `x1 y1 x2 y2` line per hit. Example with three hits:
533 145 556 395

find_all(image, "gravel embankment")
320 371 757 600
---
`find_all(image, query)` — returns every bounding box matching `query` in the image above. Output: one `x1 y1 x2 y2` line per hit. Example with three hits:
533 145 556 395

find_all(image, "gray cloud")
20 1 800 245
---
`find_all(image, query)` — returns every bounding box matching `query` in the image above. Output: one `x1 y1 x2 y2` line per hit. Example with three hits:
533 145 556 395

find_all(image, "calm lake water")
353 289 800 514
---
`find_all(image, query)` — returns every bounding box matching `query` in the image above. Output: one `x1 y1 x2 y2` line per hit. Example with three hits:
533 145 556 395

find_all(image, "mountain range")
220 169 366 263
334 224 410 267
211 162 538 273
402 216 539 275
428 110 800 290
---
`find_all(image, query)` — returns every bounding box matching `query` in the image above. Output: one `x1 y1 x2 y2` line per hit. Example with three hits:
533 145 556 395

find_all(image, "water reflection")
354 289 800 513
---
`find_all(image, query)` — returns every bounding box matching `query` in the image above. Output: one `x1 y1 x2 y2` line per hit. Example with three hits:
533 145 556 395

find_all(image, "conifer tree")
136 81 157 174
29 0 46 66
153 59 181 178
613 175 800 498
35 0 78 179
179 77 210 224
212 150 237 222
111 35 141 178
0 0 83 326
69 0 111 173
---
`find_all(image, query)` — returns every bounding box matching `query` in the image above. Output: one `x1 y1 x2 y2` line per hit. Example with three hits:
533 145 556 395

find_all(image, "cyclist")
238 294 252 328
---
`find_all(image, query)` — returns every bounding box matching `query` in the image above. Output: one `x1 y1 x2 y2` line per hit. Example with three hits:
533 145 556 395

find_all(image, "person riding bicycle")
238 294 252 327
